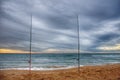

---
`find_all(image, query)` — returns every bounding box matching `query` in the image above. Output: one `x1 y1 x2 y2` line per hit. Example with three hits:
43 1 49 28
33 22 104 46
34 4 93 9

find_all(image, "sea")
0 53 120 70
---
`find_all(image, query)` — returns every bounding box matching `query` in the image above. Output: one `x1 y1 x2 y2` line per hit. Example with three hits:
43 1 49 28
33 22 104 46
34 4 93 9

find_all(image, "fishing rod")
29 12 32 80
77 15 80 73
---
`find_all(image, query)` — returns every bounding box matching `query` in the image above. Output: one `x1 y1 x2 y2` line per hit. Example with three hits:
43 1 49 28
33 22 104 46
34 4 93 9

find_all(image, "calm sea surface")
0 53 120 70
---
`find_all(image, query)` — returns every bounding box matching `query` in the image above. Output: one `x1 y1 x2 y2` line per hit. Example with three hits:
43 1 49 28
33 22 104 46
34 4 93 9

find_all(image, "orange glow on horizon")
0 48 29 53
98 44 120 51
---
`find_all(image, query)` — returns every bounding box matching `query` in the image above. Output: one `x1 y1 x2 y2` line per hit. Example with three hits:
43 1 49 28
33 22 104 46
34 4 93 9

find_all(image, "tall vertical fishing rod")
77 15 80 73
29 12 32 79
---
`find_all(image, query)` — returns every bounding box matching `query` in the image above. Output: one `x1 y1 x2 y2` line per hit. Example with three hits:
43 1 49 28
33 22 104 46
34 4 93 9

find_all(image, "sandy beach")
0 64 120 80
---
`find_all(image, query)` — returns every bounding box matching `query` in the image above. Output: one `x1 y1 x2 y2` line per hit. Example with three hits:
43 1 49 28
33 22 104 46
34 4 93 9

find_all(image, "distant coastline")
0 52 120 54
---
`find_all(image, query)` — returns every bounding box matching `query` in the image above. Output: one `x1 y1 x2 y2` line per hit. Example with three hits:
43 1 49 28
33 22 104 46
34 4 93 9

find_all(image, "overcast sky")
0 0 120 53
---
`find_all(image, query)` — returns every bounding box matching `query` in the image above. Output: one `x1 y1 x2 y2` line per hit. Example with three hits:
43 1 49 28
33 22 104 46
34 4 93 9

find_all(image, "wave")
1 62 120 71
0 65 84 71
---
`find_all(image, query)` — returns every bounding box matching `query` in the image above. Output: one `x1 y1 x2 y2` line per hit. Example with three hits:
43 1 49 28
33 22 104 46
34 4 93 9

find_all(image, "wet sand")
0 64 120 80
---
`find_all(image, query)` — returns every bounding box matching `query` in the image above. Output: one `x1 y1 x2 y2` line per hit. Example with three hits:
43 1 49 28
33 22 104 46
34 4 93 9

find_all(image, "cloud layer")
0 0 120 53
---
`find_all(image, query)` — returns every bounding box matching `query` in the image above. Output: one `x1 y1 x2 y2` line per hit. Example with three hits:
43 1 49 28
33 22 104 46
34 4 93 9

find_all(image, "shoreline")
0 63 120 80
0 63 119 71
0 65 77 71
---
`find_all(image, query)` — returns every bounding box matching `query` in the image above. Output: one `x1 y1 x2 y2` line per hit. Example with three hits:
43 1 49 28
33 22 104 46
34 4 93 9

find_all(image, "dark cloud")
84 0 120 20
0 0 31 51
0 0 120 53
97 33 120 42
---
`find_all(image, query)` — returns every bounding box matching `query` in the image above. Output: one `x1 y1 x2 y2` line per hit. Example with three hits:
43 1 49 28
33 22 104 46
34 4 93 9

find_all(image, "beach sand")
0 64 120 80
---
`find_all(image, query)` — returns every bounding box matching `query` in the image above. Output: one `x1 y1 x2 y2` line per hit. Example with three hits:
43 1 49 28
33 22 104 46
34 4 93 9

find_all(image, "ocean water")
0 53 120 70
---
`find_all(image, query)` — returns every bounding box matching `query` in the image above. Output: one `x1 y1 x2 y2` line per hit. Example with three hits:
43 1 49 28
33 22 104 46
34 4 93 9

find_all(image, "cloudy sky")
0 0 120 53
